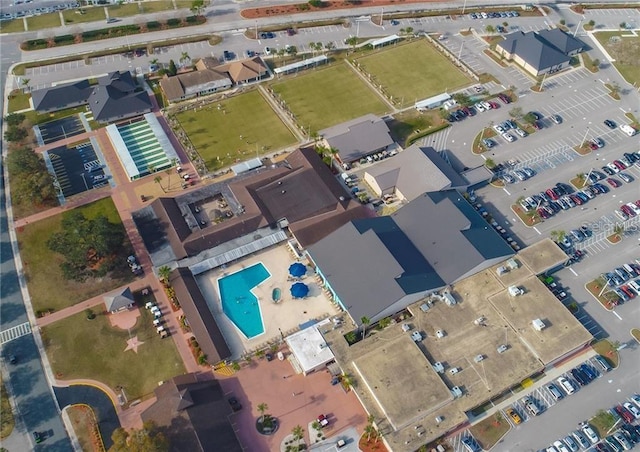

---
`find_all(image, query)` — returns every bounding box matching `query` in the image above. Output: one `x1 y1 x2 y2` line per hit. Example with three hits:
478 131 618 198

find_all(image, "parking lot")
35 115 87 145
44 142 107 199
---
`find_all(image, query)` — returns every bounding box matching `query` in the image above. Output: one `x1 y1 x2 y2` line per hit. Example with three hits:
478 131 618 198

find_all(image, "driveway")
54 384 121 450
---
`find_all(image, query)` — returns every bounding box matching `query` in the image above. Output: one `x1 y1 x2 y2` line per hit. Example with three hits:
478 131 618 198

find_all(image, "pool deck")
196 245 340 359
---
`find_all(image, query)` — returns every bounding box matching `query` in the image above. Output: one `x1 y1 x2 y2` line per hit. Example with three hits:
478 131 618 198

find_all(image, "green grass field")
0 19 26 33
17 198 134 313
356 40 473 107
271 62 388 133
63 6 106 25
140 0 176 14
42 303 185 399
594 31 640 86
7 90 31 113
175 90 297 171
27 12 62 30
106 3 141 18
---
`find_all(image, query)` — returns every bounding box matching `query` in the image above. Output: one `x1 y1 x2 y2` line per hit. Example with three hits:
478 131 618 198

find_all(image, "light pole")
574 16 585 37
458 41 464 60
356 20 360 38
462 0 468 15
81 173 89 191
255 20 258 40
580 126 590 148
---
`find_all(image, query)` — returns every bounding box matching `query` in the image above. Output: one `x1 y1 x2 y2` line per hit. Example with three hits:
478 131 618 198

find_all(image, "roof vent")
281 190 286 194
339 196 345 201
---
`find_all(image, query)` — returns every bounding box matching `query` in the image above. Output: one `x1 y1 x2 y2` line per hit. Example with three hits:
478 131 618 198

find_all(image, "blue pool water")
218 263 270 339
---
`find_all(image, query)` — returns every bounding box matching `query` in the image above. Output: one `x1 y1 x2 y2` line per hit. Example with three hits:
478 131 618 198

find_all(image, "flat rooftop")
353 335 452 431
322 249 591 451
517 238 568 275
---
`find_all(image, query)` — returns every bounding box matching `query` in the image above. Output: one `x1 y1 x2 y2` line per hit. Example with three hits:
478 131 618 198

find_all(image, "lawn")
0 19 26 33
140 0 176 14
355 40 472 107
106 3 141 18
1 379 14 439
175 90 297 171
42 303 185 400
468 412 510 450
16 197 135 313
271 62 388 133
67 405 98 452
387 109 447 147
7 90 31 113
27 12 63 30
594 31 640 86
24 105 87 126
63 7 106 25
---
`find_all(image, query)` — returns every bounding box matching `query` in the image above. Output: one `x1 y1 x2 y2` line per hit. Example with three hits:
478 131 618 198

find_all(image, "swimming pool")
218 263 270 339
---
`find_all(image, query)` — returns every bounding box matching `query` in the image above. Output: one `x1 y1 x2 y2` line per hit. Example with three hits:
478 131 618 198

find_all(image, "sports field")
356 40 473 107
175 90 297 171
271 62 389 133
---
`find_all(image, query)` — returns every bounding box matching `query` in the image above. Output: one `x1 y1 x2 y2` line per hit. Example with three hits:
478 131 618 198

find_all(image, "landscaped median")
468 412 510 450
511 203 541 227
585 278 621 311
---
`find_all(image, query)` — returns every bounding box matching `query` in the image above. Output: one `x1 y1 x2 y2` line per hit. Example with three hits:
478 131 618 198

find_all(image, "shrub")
54 35 75 44
308 0 323 7
186 15 198 23
147 21 160 30
166 18 181 27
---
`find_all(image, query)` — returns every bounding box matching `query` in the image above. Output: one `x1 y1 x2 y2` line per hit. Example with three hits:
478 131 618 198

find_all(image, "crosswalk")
1 322 32 345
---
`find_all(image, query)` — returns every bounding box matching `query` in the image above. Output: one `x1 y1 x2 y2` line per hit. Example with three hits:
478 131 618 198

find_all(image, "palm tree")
291 425 305 449
158 265 171 283
154 175 165 193
360 316 370 340
609 82 620 97
484 158 496 169
324 41 335 52
345 36 358 52
550 230 566 242
257 402 268 421
180 51 191 66
364 424 376 441
341 372 354 390
21 78 31 92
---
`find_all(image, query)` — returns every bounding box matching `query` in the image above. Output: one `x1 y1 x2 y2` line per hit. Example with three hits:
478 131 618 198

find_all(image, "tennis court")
45 142 107 199
35 115 87 145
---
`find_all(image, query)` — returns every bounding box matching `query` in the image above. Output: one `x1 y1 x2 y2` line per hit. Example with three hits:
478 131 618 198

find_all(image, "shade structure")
289 262 307 278
290 282 309 299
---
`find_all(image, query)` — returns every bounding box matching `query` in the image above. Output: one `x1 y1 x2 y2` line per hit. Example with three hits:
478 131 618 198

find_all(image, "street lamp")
580 126 590 148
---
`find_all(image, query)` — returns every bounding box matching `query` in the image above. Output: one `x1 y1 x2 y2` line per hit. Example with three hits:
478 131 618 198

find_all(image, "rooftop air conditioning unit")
451 386 463 398
442 292 456 306
507 258 519 269
496 266 508 276
532 318 546 331
508 286 524 296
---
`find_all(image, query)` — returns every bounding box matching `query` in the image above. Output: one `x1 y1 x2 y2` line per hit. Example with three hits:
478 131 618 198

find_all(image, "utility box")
532 318 546 331
442 292 456 306
508 285 524 297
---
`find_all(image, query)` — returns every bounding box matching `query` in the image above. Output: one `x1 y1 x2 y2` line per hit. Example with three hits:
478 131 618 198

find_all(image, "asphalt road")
54 385 120 450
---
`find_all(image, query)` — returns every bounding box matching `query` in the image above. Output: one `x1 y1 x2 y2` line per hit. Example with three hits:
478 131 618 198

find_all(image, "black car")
228 396 242 412
33 431 43 444
604 119 617 129
571 368 589 386
286 28 296 35
579 363 597 382
9 355 17 364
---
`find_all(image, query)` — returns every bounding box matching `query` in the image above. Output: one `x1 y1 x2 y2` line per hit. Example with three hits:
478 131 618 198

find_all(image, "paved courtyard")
220 354 367 452
197 245 340 358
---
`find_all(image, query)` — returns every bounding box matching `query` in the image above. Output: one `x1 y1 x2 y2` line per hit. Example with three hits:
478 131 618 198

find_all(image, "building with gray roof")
103 286 134 313
496 29 584 76
363 145 471 201
31 79 93 113
31 71 151 123
319 114 394 164
307 190 514 325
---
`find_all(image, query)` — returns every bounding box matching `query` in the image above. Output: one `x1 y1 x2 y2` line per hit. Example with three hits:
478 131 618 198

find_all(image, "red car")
546 188 560 200
607 178 621 188
621 205 636 217
635 200 640 208
614 405 635 424
317 414 329 428
588 141 599 150
612 160 627 170
489 101 500 109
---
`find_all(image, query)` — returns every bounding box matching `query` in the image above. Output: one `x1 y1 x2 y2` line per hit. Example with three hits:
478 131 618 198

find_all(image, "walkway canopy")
370 34 400 48
274 55 328 75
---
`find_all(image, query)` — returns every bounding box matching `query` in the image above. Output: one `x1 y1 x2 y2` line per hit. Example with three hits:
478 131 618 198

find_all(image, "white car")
493 124 505 133
580 424 599 444
501 132 515 142
623 402 640 419
514 128 528 137
553 440 569 452
631 394 640 408
482 101 492 110
475 103 486 112
557 377 576 395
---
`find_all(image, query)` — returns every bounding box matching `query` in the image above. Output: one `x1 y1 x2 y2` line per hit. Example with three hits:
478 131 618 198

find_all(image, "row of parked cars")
469 10 520 19
2 1 80 20
520 180 600 225
584 395 640 452
602 262 640 304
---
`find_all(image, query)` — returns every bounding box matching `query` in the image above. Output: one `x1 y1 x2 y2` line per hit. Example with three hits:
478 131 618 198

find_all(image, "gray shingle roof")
103 286 134 312
319 114 393 163
308 190 514 323
366 145 468 201
31 79 92 112
537 28 585 54
498 31 571 71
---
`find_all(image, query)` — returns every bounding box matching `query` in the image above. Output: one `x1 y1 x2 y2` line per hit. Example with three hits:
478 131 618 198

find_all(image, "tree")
168 59 177 76
484 158 496 169
4 126 27 142
190 0 204 15
360 316 370 340
452 92 472 107
109 421 169 452
47 211 126 281
158 265 171 282
364 424 376 441
559 19 566 26
344 331 357 344
485 25 495 34
257 402 268 420
522 112 537 124
341 373 354 390
378 317 391 329
154 175 165 193
180 51 191 66
291 425 305 450
619 22 627 30
550 230 566 242
345 36 358 51
609 81 620 97
4 113 25 127
324 41 335 51
405 26 414 36
308 0 323 7
508 107 523 119
592 58 600 69
588 19 595 27
6 146 56 206
21 78 31 92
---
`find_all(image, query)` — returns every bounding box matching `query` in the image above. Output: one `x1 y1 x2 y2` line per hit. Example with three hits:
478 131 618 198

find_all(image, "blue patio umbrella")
288 262 307 278
290 282 309 299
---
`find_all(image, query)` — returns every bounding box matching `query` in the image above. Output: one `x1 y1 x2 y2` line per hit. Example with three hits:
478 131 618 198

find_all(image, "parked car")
581 423 599 444
614 405 636 424
506 407 522 424
228 396 242 412
551 114 563 124
604 119 617 129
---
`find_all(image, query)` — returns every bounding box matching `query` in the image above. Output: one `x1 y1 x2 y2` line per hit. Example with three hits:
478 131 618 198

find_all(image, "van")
557 376 576 395
547 383 564 401
594 355 612 372
523 397 541 416
620 124 637 137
